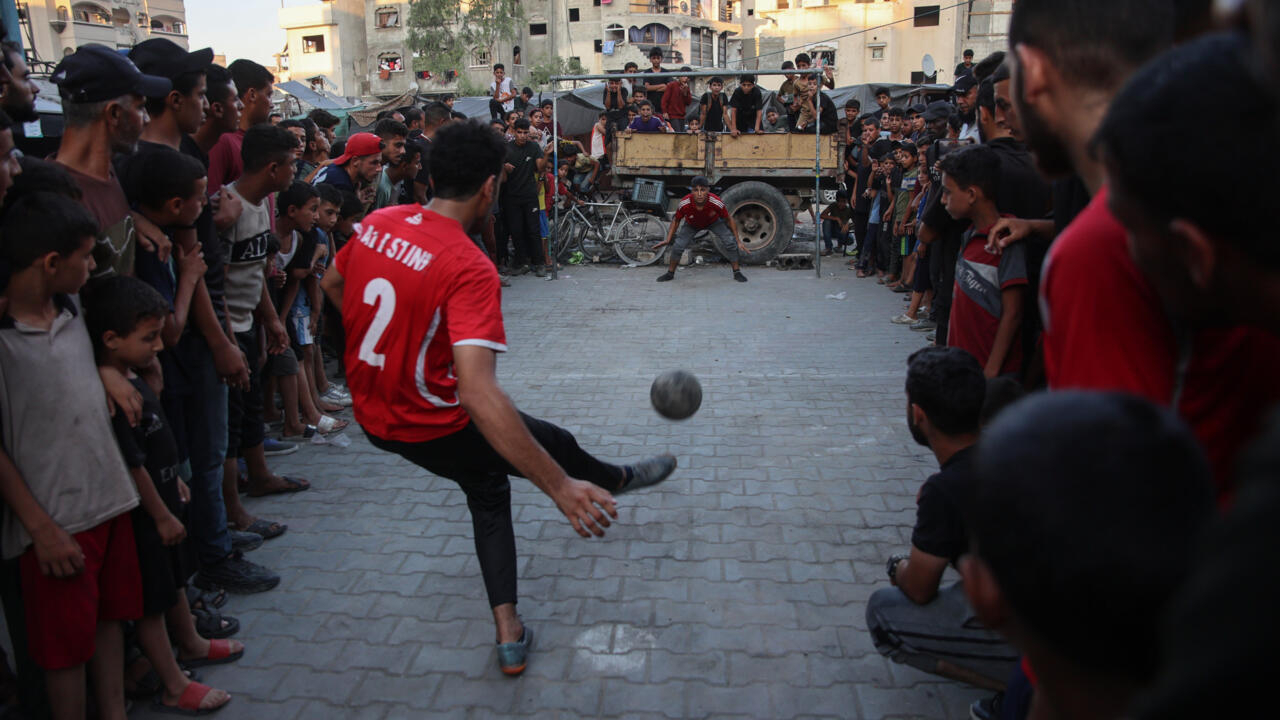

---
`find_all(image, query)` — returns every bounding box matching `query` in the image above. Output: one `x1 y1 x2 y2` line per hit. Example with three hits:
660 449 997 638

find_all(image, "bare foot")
245 475 311 497
178 638 244 664
160 680 231 712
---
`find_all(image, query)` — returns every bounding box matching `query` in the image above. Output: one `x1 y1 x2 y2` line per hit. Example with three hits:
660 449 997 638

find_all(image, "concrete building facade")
15 0 189 72
277 0 1010 101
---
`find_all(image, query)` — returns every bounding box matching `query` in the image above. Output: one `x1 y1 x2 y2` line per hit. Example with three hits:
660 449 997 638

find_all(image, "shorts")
19 513 143 670
290 312 314 347
539 210 549 240
266 345 300 377
131 481 196 615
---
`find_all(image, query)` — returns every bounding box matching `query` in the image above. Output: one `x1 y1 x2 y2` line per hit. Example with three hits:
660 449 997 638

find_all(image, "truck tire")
719 181 794 265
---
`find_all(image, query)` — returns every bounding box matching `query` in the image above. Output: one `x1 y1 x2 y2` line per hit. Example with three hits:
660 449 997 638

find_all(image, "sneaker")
733 271 748 282
970 693 1003 720
618 454 678 495
533 265 546 278
194 552 280 594
500 277 512 287
262 438 297 457
891 313 916 325
229 529 263 553
910 318 937 332
656 272 675 282
497 625 533 676
511 265 531 276
926 332 936 343
320 387 353 407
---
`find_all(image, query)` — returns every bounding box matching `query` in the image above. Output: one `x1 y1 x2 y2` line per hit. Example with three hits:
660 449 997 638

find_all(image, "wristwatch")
886 554 908 583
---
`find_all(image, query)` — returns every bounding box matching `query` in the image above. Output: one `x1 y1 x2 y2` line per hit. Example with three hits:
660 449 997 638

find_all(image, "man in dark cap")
952 74 980 141
51 43 172 278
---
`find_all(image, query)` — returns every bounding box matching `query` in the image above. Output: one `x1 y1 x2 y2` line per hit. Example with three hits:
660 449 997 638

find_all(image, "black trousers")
852 211 871 267
367 412 626 608
500 198 543 268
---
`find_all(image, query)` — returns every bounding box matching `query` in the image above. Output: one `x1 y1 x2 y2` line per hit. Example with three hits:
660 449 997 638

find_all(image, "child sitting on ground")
0 192 141 720
85 276 242 715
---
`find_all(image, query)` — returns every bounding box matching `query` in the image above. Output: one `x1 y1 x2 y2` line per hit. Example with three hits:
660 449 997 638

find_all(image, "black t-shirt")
1053 175 1091 238
910 447 978 565
729 86 764 132
408 129 433 197
641 67 668 109
603 86 630 131
699 91 728 132
502 140 543 203
111 376 182 501
853 151 874 214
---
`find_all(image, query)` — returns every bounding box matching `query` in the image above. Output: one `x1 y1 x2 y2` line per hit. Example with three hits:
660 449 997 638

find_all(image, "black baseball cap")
908 103 927 115
52 44 172 103
922 100 953 122
128 38 214 80
952 74 978 94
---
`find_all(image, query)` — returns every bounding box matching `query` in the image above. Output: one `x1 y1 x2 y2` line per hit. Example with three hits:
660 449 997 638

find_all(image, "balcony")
628 0 704 18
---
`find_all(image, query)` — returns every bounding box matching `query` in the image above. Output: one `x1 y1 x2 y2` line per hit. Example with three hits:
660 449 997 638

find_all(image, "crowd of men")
854 1 1280 718
1 0 1279 717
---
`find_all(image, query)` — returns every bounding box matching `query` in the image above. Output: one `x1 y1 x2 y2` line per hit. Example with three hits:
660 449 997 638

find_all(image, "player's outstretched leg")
516 412 677 494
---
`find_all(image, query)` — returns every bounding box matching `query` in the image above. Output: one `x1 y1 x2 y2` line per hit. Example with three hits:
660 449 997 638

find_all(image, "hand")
651 239 670 250
358 185 376 206
176 242 207 280
273 270 287 289
986 217 1033 254
551 478 618 538
99 366 142 426
984 365 999 380
31 523 84 578
132 212 172 262
266 319 289 355
155 511 186 546
308 315 320 338
212 188 242 232
737 240 748 253
212 341 250 389
731 128 740 138
176 478 191 504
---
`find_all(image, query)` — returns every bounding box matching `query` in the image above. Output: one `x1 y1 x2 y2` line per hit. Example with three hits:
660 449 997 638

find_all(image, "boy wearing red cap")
314 132 384 208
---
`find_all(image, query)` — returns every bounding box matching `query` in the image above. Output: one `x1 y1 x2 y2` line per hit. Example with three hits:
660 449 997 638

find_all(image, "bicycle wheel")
551 210 582 260
609 211 667 267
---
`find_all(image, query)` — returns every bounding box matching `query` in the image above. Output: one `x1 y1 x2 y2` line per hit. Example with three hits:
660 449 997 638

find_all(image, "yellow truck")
611 130 845 264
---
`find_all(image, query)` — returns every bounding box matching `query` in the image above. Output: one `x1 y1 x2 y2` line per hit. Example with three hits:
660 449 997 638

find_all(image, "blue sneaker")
262 438 298 457
497 626 533 676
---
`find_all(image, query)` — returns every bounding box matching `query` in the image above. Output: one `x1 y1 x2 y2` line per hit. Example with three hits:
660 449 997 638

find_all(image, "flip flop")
150 681 230 716
315 415 348 434
189 607 239 640
246 476 310 498
280 425 317 441
179 639 244 669
230 518 286 540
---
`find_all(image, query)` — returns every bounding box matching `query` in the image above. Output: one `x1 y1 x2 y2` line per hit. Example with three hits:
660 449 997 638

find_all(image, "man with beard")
952 73 980 142
1004 0 1280 492
320 121 677 676
1 42 39 124
866 347 1018 691
51 44 173 278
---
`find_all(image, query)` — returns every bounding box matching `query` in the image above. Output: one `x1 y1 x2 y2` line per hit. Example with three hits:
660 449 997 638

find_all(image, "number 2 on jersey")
358 278 395 368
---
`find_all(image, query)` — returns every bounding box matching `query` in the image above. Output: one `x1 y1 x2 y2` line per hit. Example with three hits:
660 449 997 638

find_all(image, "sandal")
280 425 317 441
190 607 240 640
229 518 286 540
315 415 348 434
185 586 228 612
179 639 243 669
245 476 310 498
150 681 230 716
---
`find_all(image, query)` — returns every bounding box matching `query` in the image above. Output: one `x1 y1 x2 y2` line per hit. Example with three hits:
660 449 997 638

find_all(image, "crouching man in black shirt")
865 347 1017 690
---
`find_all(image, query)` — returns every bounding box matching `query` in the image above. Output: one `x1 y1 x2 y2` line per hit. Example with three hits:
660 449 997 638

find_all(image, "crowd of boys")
4 0 1280 717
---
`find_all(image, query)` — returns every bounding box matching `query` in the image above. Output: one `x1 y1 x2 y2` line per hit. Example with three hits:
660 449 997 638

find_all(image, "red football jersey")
335 206 507 443
674 193 729 229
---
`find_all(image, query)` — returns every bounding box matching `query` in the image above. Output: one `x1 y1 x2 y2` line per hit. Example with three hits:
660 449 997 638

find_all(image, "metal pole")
549 0 559 280
550 68 830 81
814 91 821 278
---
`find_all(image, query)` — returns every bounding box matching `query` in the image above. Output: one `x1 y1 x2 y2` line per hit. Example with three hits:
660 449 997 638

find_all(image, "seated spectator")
570 152 599 193
84 276 238 715
966 392 1215 719
937 145 1027 378
627 101 674 133
866 347 1018 691
819 190 852 256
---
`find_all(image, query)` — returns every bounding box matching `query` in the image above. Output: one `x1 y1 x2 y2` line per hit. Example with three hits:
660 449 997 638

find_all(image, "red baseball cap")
334 132 383 165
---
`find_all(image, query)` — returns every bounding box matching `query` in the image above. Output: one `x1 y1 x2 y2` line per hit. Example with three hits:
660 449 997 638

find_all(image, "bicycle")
550 194 668 267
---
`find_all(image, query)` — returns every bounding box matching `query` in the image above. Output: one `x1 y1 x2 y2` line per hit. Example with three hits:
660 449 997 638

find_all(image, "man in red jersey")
320 122 676 677
653 176 748 282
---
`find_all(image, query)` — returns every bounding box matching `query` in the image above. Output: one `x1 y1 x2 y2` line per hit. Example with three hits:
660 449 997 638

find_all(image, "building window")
171 20 184 33
690 27 712 66
470 48 491 67
594 39 603 53
57 6 70 22
605 24 625 42
594 0 601 5
513 45 522 64
569 7 580 21
529 22 547 35
814 48 835 67
776 0 788 9
376 7 400 28
72 3 110 24
136 12 147 27
378 53 404 72
718 31 727 67
303 35 326 53
914 5 940 27
870 46 884 60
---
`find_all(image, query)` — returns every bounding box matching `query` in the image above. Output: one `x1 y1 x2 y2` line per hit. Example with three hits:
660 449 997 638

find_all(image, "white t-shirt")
591 126 607 159
490 77 515 112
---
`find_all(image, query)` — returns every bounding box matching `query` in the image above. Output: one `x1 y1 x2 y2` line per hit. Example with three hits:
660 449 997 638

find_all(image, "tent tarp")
347 90 420 129
275 81 359 111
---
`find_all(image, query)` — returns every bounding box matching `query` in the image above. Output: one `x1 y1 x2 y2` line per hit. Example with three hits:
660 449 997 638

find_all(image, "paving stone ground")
131 257 986 720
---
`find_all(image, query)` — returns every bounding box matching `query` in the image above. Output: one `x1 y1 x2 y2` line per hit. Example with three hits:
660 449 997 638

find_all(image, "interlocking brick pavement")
130 258 987 719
